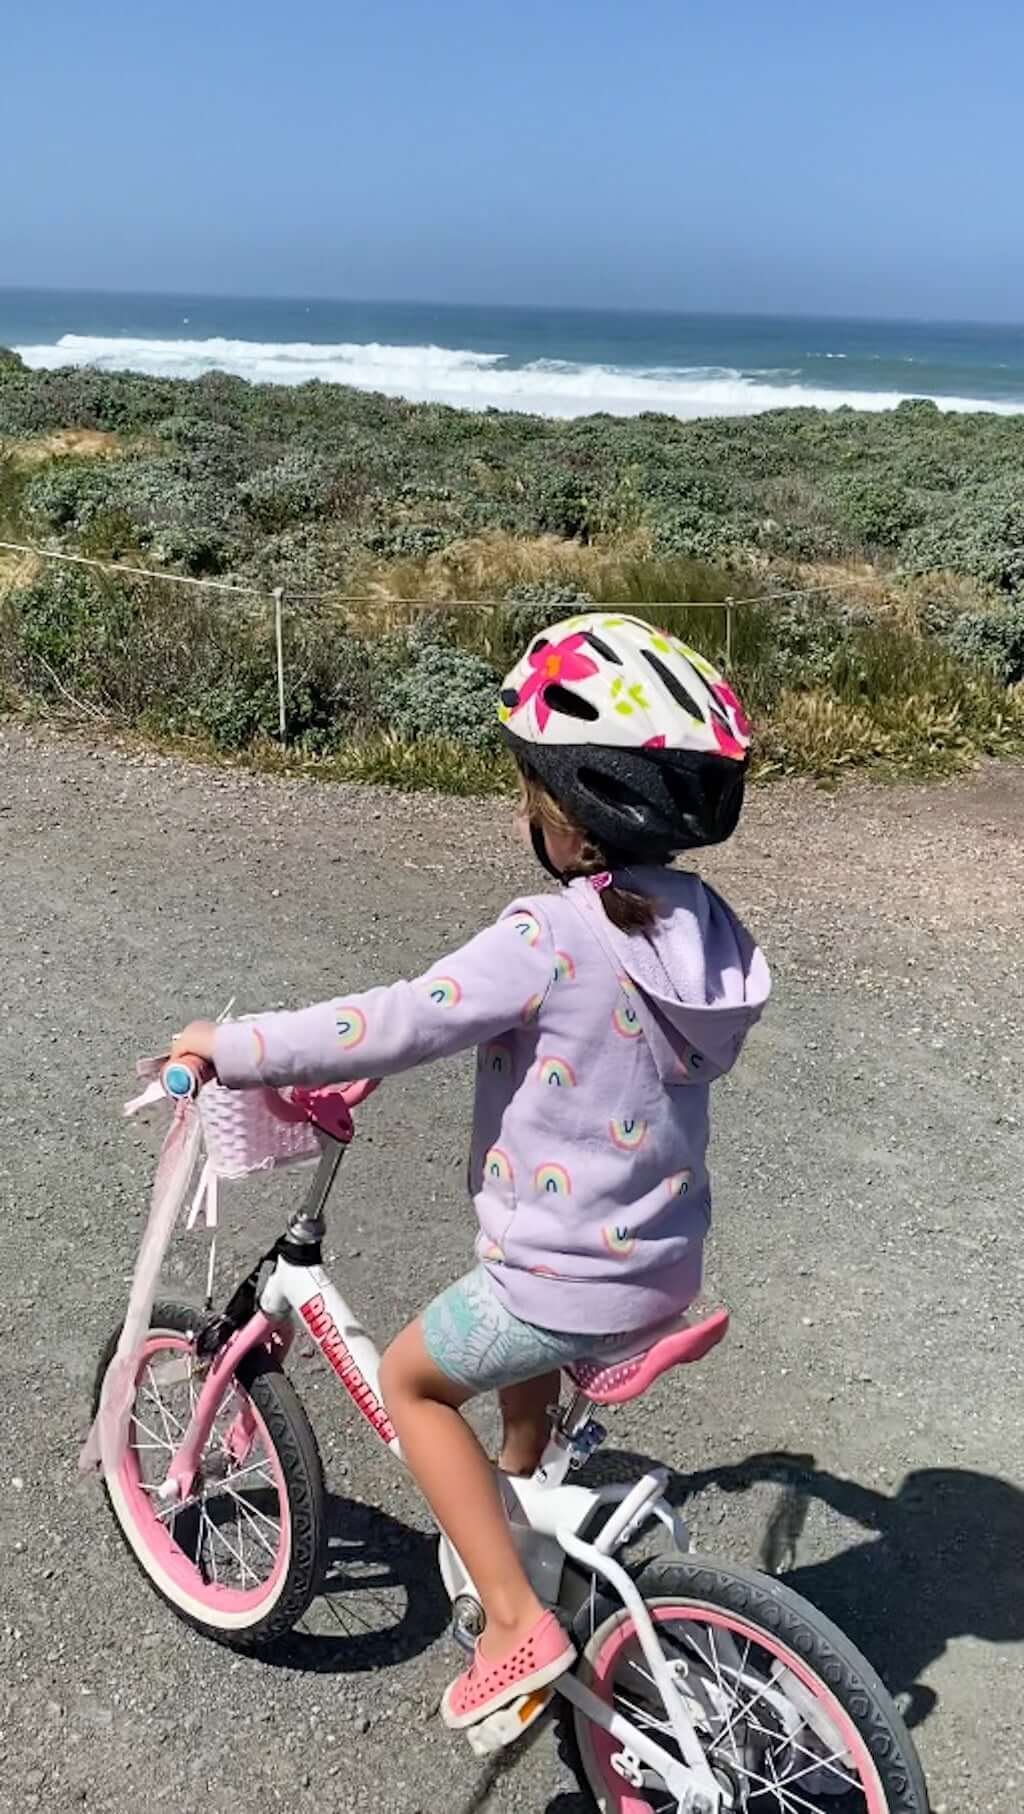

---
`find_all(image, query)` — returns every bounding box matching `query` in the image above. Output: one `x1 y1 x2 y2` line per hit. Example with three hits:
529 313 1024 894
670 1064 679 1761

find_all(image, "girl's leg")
379 1321 546 1660
498 1371 560 1476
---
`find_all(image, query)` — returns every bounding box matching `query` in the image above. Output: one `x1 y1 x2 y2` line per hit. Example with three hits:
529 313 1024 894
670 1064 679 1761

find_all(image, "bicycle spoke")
741 1710 859 1795
131 1412 174 1453
141 1371 185 1445
614 1690 675 1737
221 1459 276 1500
220 1488 280 1561
598 1606 878 1814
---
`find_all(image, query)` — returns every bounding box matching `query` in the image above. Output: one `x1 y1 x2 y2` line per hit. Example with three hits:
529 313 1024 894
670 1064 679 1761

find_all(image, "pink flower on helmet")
509 633 599 733
710 715 747 760
712 680 751 741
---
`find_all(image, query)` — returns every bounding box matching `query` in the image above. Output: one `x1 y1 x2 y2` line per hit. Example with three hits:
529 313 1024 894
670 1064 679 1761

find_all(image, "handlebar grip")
162 1057 214 1101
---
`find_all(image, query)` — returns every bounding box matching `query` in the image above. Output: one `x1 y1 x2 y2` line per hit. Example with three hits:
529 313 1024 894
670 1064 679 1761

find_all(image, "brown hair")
517 769 658 933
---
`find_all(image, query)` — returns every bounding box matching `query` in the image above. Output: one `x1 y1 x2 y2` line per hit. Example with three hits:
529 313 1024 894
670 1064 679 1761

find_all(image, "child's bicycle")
93 1064 930 1814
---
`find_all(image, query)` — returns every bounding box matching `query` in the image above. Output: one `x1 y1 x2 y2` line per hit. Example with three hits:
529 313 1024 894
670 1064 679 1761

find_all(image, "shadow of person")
260 1491 450 1674
592 1447 1024 1731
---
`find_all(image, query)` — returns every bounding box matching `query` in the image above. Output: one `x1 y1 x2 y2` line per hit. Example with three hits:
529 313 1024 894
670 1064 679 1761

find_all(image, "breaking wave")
14 332 1024 419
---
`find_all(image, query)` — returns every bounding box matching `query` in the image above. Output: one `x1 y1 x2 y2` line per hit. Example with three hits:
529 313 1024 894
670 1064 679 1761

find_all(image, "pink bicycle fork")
156 1314 294 1505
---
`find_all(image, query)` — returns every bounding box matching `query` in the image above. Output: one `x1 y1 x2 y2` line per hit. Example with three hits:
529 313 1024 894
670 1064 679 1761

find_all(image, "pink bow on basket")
269 1077 380 1144
80 1063 379 1479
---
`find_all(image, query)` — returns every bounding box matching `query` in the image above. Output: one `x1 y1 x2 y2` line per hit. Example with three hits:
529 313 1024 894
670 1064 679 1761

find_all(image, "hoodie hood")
567 868 770 1085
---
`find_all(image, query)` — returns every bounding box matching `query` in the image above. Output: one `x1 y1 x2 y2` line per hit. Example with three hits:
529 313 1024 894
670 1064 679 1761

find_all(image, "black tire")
559 1551 930 1812
93 1300 327 1651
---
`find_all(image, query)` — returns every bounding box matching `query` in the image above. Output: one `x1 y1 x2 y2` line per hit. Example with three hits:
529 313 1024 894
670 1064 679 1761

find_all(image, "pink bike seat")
567 1308 729 1406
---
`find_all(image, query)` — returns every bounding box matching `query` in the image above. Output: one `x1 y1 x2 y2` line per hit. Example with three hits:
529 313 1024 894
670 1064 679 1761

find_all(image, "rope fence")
0 532 958 743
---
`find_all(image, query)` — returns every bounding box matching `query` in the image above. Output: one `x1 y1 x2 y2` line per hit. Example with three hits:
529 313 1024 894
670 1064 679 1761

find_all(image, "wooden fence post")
272 586 286 741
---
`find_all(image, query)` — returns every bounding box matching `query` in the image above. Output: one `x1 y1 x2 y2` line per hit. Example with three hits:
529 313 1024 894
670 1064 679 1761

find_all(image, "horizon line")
2 282 1023 336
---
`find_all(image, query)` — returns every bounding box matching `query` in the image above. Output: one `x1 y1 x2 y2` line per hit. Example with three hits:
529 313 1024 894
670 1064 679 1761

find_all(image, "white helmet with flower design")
499 612 751 859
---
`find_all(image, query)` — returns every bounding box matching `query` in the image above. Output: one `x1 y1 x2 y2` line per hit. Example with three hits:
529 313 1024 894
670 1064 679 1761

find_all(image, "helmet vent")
583 631 622 663
641 649 705 723
544 683 600 722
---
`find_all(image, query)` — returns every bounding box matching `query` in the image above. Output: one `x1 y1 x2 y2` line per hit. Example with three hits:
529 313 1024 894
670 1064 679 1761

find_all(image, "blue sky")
3 0 1022 320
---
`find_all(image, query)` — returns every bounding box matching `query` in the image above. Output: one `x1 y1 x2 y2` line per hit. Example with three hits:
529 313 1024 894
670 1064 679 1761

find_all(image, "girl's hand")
170 1019 217 1064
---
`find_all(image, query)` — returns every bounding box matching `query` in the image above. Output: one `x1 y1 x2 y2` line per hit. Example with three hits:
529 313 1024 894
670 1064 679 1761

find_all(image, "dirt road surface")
1 725 1021 1814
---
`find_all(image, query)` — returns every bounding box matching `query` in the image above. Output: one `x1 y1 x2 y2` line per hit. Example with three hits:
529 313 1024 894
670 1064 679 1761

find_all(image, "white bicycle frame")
155 1136 724 1813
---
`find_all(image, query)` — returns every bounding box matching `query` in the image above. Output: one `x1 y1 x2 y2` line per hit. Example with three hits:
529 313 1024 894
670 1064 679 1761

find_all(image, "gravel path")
1 724 1021 1814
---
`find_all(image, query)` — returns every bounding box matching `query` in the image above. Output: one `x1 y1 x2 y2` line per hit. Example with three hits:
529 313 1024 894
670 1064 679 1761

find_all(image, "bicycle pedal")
464 1688 554 1757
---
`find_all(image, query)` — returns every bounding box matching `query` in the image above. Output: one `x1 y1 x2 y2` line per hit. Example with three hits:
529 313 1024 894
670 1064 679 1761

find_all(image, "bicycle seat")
567 1308 729 1406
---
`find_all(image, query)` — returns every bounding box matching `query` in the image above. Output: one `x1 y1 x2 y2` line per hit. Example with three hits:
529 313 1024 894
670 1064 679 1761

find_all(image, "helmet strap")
529 819 566 882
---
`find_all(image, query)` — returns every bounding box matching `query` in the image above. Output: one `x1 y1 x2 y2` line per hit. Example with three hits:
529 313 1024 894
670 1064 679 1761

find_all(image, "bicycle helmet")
498 612 751 863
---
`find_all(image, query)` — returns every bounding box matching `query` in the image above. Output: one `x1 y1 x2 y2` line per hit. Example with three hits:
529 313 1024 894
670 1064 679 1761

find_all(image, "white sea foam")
13 332 1023 419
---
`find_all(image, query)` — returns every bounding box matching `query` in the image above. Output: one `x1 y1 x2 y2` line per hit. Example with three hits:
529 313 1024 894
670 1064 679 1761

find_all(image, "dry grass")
0 429 126 467
0 549 40 601
347 528 656 617
756 682 1024 782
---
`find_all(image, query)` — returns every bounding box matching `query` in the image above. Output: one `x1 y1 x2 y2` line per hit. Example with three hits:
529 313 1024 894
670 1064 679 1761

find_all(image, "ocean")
2 287 1024 421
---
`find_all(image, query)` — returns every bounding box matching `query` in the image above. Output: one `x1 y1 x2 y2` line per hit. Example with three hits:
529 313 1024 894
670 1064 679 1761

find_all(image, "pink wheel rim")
585 1600 889 1813
118 1332 291 1617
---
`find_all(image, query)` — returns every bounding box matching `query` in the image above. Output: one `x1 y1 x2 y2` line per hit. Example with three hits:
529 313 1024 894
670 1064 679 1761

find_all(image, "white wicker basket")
197 1082 321 1180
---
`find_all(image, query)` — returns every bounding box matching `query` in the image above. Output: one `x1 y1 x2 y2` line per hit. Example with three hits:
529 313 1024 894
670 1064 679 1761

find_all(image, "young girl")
172 612 769 1733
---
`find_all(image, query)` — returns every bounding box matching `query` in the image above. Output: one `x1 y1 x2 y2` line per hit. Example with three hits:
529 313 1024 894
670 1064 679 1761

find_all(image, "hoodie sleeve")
213 903 556 1091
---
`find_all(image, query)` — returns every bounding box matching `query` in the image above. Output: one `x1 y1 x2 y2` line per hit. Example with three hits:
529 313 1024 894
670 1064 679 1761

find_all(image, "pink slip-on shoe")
441 1610 576 1729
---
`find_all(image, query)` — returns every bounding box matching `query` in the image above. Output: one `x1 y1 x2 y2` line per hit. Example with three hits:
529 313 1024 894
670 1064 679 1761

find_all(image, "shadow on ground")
250 1456 1021 1808
585 1446 1024 1731
263 1491 450 1674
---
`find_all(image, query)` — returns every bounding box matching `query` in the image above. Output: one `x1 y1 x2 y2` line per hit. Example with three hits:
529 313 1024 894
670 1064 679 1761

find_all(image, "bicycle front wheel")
95 1300 326 1650
564 1553 929 1813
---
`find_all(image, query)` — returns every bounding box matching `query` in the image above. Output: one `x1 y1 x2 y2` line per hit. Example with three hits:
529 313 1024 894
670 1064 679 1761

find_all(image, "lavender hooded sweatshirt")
214 870 769 1334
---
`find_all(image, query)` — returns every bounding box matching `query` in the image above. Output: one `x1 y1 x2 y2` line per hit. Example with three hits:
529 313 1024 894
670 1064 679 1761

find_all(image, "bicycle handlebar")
162 1057 214 1101
161 1056 381 1118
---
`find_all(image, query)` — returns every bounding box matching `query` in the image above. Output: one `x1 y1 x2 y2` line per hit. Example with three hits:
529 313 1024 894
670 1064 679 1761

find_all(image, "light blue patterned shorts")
421 1264 633 1394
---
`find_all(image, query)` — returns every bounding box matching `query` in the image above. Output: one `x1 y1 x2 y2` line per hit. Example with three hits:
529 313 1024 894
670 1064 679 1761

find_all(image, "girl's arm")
211 906 556 1091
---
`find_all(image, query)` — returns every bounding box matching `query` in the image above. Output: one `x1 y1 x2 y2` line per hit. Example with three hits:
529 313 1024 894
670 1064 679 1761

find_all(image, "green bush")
378 613 501 752
827 475 923 550
1 566 386 751
237 451 337 532
942 604 1024 684
4 357 1024 787
365 522 454 560
0 451 28 532
900 478 1024 594
23 459 119 533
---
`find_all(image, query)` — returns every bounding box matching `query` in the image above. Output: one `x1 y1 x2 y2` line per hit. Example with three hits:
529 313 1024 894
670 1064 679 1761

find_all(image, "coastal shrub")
23 459 119 533
5 361 1024 605
826 476 923 550
900 478 1024 594
492 584 596 655
364 522 454 561
942 604 1024 685
2 565 385 749
378 612 501 752
0 451 28 532
652 504 763 563
237 451 338 532
733 598 859 694
5 359 1024 785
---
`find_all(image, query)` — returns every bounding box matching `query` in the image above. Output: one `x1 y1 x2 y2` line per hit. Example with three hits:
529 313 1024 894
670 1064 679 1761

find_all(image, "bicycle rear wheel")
94 1301 326 1649
563 1553 929 1813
